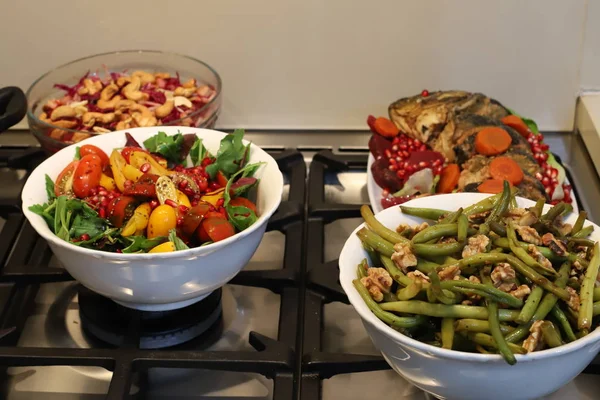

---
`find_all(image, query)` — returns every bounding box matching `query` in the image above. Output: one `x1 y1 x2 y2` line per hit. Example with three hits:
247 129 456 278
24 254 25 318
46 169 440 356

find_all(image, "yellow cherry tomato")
123 164 144 182
129 151 169 176
121 203 152 237
200 188 225 207
177 190 192 208
147 204 177 238
99 173 116 191
109 150 128 192
148 241 176 253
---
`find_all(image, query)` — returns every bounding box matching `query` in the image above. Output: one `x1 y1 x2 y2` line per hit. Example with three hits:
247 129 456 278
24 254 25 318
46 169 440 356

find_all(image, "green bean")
380 301 521 321
540 321 564 348
493 237 586 266
412 224 458 244
440 208 463 224
439 280 523 308
357 260 368 279
454 319 514 334
413 242 464 257
416 258 438 274
571 211 587 235
360 205 409 245
507 221 557 277
353 280 427 329
572 225 594 238
457 214 468 243
383 292 398 302
550 305 577 342
594 287 600 301
489 221 507 237
396 280 423 300
362 242 382 268
541 202 567 222
357 228 394 257
593 301 600 316
428 268 458 305
463 193 502 216
487 181 512 223
463 332 526 355
505 262 571 343
516 285 544 324
578 242 600 330
504 254 570 300
568 238 595 248
400 206 447 221
475 344 492 354
441 318 455 349
490 247 505 253
380 255 413 287
426 285 436 303
530 199 545 218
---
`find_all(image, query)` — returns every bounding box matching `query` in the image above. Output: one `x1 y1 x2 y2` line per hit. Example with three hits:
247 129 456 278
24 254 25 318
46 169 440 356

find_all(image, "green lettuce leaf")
143 131 185 165
205 129 247 179
189 138 210 166
169 229 189 251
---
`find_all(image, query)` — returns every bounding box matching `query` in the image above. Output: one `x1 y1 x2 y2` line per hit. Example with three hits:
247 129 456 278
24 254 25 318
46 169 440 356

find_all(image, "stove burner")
78 286 223 349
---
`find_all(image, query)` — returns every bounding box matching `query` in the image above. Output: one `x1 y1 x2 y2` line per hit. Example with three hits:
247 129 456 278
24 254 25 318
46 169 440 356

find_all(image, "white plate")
367 152 579 214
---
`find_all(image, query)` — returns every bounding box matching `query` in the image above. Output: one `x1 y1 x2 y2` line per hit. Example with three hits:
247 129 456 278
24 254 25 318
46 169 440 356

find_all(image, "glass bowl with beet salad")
26 51 222 154
28 129 263 254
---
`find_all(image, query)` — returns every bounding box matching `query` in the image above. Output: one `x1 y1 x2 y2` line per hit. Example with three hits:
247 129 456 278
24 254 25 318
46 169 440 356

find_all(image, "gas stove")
0 130 598 399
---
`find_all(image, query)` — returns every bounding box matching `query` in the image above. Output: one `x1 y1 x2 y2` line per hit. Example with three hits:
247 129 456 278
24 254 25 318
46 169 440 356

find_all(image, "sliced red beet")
125 132 142 148
368 134 392 159
405 150 444 165
381 195 415 209
371 157 402 193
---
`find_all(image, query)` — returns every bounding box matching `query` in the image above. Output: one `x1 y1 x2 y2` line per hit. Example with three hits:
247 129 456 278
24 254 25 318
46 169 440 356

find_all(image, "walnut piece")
566 287 580 311
360 268 392 302
527 244 553 270
552 219 572 236
516 226 543 245
391 243 418 273
461 275 482 304
462 235 490 258
396 223 410 234
523 320 545 353
505 208 538 227
407 270 430 284
439 237 458 244
468 211 491 224
510 284 531 300
541 233 568 256
438 265 461 281
491 263 517 292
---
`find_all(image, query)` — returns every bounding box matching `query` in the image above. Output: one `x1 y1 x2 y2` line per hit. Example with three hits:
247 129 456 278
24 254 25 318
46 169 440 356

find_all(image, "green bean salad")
355 181 600 365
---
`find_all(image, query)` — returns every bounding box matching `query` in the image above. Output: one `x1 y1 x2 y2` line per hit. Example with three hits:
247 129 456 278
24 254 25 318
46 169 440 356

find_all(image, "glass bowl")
26 50 222 153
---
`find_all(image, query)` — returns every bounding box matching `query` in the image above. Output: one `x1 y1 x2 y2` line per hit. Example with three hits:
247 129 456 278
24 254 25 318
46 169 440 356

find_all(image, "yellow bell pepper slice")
177 190 192 208
123 164 144 182
121 203 152 237
200 188 225 207
129 151 169 176
109 150 128 192
149 241 176 253
99 174 116 191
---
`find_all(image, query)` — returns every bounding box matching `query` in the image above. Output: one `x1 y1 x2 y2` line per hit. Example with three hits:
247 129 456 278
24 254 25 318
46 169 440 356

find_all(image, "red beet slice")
371 157 402 192
369 134 392 159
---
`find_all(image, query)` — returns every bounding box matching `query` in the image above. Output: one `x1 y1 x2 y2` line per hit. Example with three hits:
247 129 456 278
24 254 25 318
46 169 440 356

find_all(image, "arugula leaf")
143 131 185 165
29 202 55 227
74 146 81 160
168 229 189 251
70 212 107 239
190 138 210 166
45 175 56 201
223 162 265 207
226 205 258 231
121 235 167 253
205 129 246 179
73 228 121 250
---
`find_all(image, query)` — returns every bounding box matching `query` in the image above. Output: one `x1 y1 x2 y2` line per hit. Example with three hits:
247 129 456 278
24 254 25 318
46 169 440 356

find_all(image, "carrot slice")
477 179 511 194
489 156 524 185
501 115 530 138
373 117 400 138
437 164 460 193
474 127 512 156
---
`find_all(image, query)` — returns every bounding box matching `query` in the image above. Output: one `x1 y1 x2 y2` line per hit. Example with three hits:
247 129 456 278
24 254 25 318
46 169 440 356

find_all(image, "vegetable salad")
354 183 598 365
29 129 263 253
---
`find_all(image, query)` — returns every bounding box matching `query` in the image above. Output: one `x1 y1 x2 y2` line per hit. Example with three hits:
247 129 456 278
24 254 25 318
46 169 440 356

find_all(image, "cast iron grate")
0 147 306 400
300 149 598 400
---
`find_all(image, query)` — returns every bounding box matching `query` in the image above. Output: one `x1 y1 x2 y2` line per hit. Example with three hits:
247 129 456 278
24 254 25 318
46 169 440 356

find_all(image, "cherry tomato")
147 204 177 238
73 154 103 198
123 173 160 198
181 203 211 236
80 144 110 169
216 171 229 188
202 218 235 243
54 160 79 197
205 211 227 220
106 196 137 227
229 197 257 214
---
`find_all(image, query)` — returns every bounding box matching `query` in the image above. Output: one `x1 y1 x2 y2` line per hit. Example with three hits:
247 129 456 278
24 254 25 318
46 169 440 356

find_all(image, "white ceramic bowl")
339 193 600 400
22 126 284 311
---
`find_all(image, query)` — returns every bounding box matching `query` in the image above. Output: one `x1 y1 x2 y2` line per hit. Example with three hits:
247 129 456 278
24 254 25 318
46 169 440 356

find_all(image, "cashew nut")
39 112 50 123
100 83 119 101
197 85 211 97
98 95 123 110
122 76 145 101
114 99 136 111
72 132 92 143
129 104 157 127
155 100 175 118
182 78 196 88
173 96 193 109
116 117 134 130
77 86 89 96
82 112 116 127
50 119 78 129
83 79 102 95
132 70 156 84
92 126 111 133
50 106 76 121
49 129 67 140
174 87 196 97
116 76 131 88
155 72 171 79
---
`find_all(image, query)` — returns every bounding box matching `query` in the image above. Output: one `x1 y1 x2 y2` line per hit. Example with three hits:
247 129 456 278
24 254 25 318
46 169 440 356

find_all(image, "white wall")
0 0 590 131
581 0 600 90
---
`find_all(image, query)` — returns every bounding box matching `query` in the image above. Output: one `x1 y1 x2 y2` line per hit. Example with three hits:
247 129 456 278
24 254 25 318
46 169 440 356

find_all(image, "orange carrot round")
489 156 524 185
437 164 460 193
474 127 512 156
373 117 400 138
477 179 511 194
501 115 530 138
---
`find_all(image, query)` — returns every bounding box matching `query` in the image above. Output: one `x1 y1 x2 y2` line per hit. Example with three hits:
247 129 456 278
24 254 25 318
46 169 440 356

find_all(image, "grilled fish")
388 90 509 158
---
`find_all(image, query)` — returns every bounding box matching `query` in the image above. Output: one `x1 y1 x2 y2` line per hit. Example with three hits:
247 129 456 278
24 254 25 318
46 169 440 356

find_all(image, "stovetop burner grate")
0 147 306 400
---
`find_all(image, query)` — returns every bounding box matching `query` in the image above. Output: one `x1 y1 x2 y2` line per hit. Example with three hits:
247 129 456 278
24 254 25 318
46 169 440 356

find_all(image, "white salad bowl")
339 193 600 400
22 126 284 311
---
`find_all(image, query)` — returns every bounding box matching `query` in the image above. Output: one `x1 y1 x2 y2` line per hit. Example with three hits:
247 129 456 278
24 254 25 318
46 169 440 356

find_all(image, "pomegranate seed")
191 200 199 207
421 89 429 97
216 198 225 207
178 205 188 213
90 187 98 196
392 137 400 145
396 156 403 162
165 199 178 208
116 249 123 253
79 234 90 241
527 137 534 143
418 161 428 168
537 134 544 141
396 170 405 179
99 208 106 218
551 168 558 178
179 180 188 189
389 158 397 165
399 143 407 151
100 198 109 207
402 151 410 158
388 164 397 171
535 172 543 180
150 200 159 209
540 153 548 162
140 163 151 173
434 166 443 175
392 145 398 151
541 144 550 151
176 217 184 226
542 177 550 185
124 180 133 189
545 187 551 194
406 165 415 173
385 150 392 158
414 139 421 146
382 189 390 197
419 145 427 151
92 195 99 203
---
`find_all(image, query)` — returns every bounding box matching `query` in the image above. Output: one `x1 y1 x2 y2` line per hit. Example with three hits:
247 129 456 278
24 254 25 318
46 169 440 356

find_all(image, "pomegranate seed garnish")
98 208 106 218
396 156 403 162
124 180 133 189
176 217 184 226
421 89 429 97
535 172 543 180
385 150 392 158
399 143 407 150
406 165 415 173
80 234 90 241
179 180 189 189
396 170 405 179
216 198 225 207
389 158 397 165
191 200 199 207
149 200 159 209
537 134 544 141
90 187 98 196
528 137 534 143
388 165 397 171
419 145 427 151
116 249 123 253
542 177 550 185
402 151 410 158
382 189 390 197
392 145 398 151
140 163 151 173
165 199 178 208
419 161 428 168
100 198 109 207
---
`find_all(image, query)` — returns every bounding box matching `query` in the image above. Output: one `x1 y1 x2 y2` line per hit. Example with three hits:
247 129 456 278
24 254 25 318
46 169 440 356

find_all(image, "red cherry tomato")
106 196 137 227
202 218 235 243
72 154 103 198
181 203 211 236
54 160 79 197
216 171 229 188
79 144 109 168
229 197 257 214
